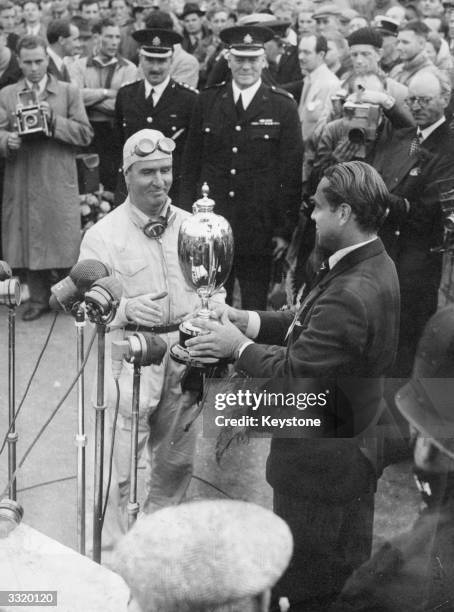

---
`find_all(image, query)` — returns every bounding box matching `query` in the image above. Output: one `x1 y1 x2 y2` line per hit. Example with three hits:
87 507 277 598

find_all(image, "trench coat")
0 75 93 269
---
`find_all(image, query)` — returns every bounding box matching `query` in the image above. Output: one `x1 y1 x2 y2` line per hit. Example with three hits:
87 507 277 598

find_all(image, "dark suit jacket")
180 81 303 255
0 53 21 90
372 120 454 374
238 239 400 502
47 56 71 82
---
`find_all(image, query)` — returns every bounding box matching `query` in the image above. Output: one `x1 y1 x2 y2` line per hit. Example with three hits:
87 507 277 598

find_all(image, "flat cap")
313 4 342 19
123 128 175 172
373 15 399 36
220 25 274 56
113 499 293 612
347 26 383 48
396 305 454 453
239 13 291 37
132 27 182 57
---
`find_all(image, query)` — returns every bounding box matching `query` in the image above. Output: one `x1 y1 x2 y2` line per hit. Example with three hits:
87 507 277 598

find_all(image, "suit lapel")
153 80 174 114
386 127 421 192
242 83 271 123
131 80 149 115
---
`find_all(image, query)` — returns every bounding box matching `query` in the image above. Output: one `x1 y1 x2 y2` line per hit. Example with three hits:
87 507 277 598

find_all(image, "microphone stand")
92 322 106 563
84 277 122 564
7 280 21 501
128 364 140 528
75 306 87 555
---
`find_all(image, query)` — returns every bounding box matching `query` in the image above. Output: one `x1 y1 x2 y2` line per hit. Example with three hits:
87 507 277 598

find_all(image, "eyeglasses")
134 137 176 157
405 96 436 108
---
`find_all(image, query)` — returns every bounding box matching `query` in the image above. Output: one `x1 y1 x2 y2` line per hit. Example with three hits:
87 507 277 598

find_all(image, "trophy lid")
193 183 216 213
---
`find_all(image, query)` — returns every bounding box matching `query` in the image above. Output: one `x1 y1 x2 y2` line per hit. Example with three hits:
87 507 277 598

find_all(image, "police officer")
180 25 303 310
114 27 198 204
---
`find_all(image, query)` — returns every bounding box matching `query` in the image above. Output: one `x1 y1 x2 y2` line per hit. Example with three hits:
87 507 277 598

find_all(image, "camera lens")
24 113 38 128
348 127 366 145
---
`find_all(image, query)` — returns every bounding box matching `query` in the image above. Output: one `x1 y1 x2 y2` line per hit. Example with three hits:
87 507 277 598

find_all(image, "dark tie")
409 132 421 157
235 93 245 119
147 88 155 106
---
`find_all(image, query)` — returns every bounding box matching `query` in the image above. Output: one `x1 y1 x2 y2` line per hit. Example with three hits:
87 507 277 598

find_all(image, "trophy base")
170 320 219 369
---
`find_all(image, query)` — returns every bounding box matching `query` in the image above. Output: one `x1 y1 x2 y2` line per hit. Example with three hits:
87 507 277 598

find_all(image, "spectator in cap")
374 15 401 73
146 9 199 88
312 4 342 36
346 15 369 35
343 26 409 107
69 17 137 191
80 128 224 552
390 19 437 86
114 27 197 204
180 1 213 71
181 24 303 310
113 499 293 612
331 305 454 611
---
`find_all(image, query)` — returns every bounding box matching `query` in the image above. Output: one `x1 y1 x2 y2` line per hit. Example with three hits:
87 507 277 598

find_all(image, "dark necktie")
235 93 245 119
409 132 421 157
147 88 155 106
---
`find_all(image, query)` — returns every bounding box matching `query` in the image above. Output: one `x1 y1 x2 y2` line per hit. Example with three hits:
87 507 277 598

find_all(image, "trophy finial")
193 182 215 213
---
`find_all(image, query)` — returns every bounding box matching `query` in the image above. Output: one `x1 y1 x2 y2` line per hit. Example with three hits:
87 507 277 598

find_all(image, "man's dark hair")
323 162 389 232
145 10 173 30
0 1 14 12
236 0 255 16
47 19 72 44
17 34 47 54
79 0 99 10
315 34 328 54
92 16 116 33
399 19 430 39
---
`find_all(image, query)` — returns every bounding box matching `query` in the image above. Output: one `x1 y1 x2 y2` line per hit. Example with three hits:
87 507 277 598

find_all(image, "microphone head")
50 276 80 312
0 261 12 281
91 275 123 300
0 498 23 538
70 259 111 293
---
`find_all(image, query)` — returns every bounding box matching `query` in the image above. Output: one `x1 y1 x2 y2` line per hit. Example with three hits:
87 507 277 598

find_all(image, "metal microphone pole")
75 306 87 555
128 364 140 528
84 276 123 563
7 280 21 501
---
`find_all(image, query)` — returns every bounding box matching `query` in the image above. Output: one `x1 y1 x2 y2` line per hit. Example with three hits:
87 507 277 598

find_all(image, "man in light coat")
0 34 93 320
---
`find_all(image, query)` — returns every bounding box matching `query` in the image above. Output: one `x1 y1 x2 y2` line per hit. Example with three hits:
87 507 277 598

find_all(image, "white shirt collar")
47 46 64 71
307 62 328 82
27 23 40 35
25 74 48 96
418 116 445 143
232 78 262 110
328 237 377 270
144 75 170 104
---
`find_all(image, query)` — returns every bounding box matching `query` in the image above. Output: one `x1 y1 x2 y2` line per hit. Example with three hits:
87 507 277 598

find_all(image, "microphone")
0 279 20 307
111 332 167 378
0 260 12 281
50 259 111 312
84 276 123 323
0 498 23 538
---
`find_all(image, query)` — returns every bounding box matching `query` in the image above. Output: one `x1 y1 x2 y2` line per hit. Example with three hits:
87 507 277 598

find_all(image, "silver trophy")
170 183 234 368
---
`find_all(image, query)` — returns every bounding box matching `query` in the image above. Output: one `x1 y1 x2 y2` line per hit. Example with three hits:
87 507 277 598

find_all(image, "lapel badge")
152 36 161 46
243 34 253 44
410 167 421 176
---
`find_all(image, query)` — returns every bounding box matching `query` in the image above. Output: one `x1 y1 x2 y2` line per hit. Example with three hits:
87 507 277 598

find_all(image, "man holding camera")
372 69 454 378
0 34 93 320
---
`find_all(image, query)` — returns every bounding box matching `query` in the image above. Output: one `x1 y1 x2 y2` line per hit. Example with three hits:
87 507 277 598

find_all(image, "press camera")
343 102 381 145
15 90 50 138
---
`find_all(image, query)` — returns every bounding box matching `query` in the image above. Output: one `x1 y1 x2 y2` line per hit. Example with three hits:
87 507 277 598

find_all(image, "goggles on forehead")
133 137 176 157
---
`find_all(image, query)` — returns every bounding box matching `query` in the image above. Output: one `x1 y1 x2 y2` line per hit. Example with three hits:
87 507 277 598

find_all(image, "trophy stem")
199 295 210 318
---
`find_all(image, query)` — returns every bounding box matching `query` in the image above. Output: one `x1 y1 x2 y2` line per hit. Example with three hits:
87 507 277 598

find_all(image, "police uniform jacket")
114 78 198 199
180 81 303 256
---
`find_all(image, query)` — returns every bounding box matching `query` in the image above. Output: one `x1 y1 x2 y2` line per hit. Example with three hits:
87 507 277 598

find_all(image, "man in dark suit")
187 161 400 610
180 24 303 310
114 27 198 204
372 69 454 378
46 19 79 82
